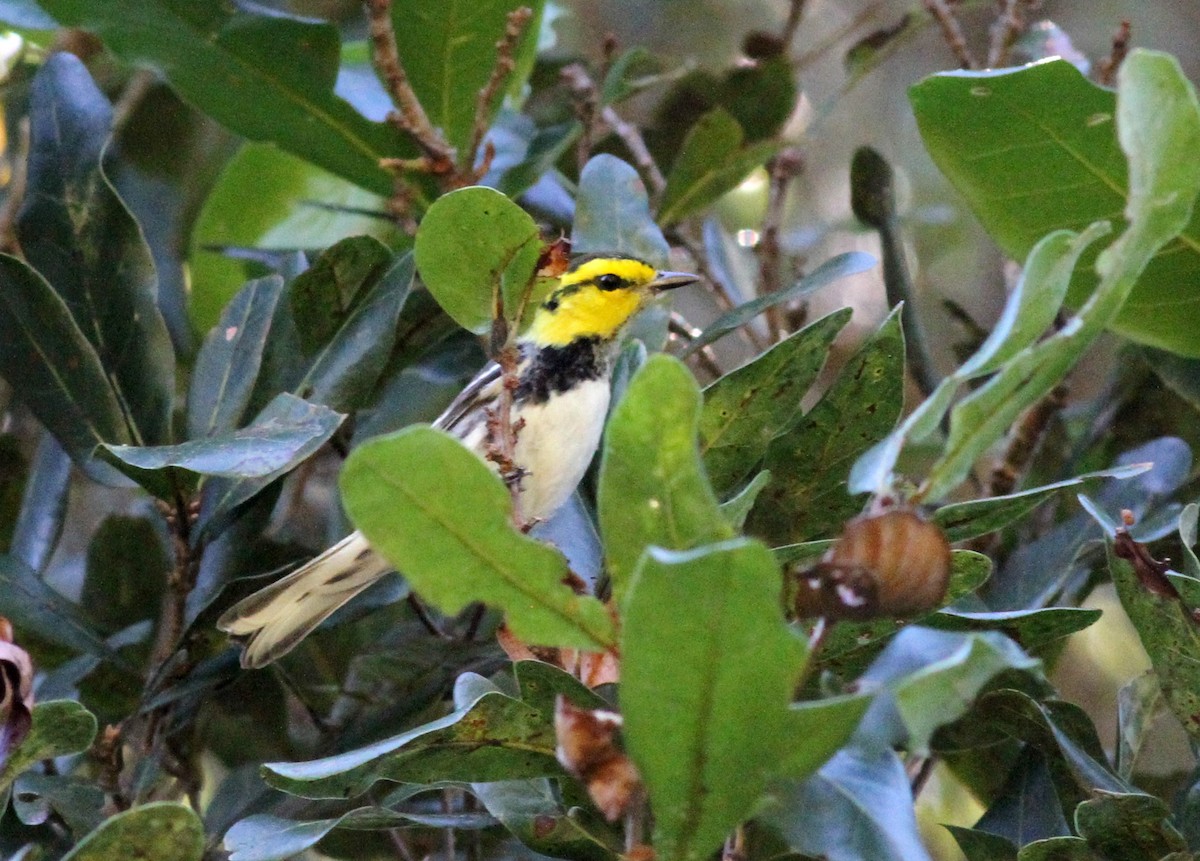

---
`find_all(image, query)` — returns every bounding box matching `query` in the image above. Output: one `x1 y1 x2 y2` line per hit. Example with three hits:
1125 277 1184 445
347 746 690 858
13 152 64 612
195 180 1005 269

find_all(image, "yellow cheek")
531 288 643 345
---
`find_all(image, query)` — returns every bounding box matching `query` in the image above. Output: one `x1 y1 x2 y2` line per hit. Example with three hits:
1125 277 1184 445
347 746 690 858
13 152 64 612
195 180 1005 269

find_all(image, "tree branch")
467 6 534 177
923 0 978 69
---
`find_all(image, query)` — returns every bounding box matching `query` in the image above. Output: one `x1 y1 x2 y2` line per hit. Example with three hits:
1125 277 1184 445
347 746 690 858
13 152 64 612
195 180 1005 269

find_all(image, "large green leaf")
776 692 873 782
700 308 851 495
391 0 545 156
573 155 670 266
341 426 616 650
188 142 403 333
1074 792 1187 860
622 540 806 861
911 53 1200 356
0 701 97 796
0 255 130 474
61 802 203 861
40 0 410 196
598 354 731 604
17 54 174 448
750 307 905 544
413 186 542 334
658 108 778 226
187 275 285 441
920 51 1200 502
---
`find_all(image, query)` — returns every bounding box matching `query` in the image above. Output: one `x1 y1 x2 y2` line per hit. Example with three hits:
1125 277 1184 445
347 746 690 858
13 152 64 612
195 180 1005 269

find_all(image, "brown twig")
923 0 978 69
668 313 724 380
1097 20 1131 87
485 342 529 528
988 381 1068 499
601 105 667 200
986 0 1025 68
561 63 598 174
364 0 456 171
780 0 811 52
467 7 534 177
758 149 804 342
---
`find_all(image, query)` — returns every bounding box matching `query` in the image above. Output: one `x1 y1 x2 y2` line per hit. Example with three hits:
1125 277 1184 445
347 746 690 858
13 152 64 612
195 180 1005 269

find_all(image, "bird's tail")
217 531 392 668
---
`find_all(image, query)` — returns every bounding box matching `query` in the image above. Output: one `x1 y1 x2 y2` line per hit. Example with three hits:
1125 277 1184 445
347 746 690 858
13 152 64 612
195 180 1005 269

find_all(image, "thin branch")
561 63 598 174
602 105 667 200
986 0 1025 68
923 0 978 69
1097 20 1131 88
758 149 803 342
364 0 455 171
780 0 811 52
988 381 1068 498
668 313 724 380
467 7 534 176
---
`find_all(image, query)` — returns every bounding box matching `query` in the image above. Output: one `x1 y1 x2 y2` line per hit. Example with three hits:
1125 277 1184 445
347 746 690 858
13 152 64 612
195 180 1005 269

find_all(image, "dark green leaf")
776 692 872 782
413 186 542 334
61 802 203 861
187 275 285 440
19 52 174 446
40 0 410 196
264 673 562 798
0 435 27 554
683 253 874 358
391 0 545 154
762 745 930 861
9 433 71 572
0 555 115 659
910 53 1200 357
0 701 97 796
622 540 805 861
946 827 1018 861
659 108 778 225
975 749 1072 846
342 427 616 650
700 308 851 494
290 236 393 354
750 307 905 544
495 120 581 200
1144 347 1200 412
1016 837 1093 861
932 463 1153 542
0 254 130 475
1116 673 1162 780
81 516 169 632
470 779 619 861
719 470 770 531
598 354 731 604
923 608 1102 651
1105 536 1200 742
572 155 669 266
1074 792 1186 860
101 393 344 486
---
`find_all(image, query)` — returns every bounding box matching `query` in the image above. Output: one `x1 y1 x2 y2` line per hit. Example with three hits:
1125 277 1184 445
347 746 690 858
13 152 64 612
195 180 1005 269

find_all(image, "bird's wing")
432 359 503 433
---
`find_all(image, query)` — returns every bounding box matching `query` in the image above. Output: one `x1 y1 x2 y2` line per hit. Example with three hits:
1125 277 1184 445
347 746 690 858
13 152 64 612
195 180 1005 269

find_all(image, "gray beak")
649 271 700 291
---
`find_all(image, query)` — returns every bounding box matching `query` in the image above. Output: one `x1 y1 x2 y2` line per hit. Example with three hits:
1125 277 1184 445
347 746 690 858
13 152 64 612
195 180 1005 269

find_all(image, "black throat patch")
516 337 611 404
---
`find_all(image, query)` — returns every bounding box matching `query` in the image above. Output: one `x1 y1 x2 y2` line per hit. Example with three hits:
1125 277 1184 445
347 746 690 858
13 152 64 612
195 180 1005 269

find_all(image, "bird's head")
526 255 699 347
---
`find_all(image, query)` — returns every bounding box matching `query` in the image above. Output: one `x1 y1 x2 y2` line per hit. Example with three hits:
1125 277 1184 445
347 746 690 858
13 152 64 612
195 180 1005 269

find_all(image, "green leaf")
342 426 616 650
414 186 542 334
1016 838 1093 861
924 607 1102 651
931 462 1153 542
0 701 97 795
700 308 851 495
971 750 1073 848
0 255 128 477
61 802 203 861
946 827 1018 861
762 745 930 861
1105 537 1200 742
470 779 619 861
910 53 1200 357
681 253 873 357
101 393 344 492
719 471 770 531
1075 792 1186 860
659 108 778 226
9 433 71 571
0 554 115 659
40 0 410 197
391 0 545 155
598 354 731 605
776 692 873 782
750 307 905 544
1116 672 1163 780
81 516 169 632
187 275 285 440
188 142 403 333
291 236 395 354
850 223 1108 498
11 773 105 835
264 669 569 798
856 628 1040 756
573 155 670 267
18 53 175 447
622 540 804 861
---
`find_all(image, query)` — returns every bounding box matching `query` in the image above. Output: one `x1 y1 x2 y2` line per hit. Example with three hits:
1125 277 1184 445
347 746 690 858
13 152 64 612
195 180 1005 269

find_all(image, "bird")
218 255 698 668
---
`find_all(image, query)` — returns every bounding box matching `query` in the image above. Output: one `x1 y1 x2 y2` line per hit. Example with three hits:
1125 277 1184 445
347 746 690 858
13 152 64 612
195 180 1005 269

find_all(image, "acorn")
791 509 952 621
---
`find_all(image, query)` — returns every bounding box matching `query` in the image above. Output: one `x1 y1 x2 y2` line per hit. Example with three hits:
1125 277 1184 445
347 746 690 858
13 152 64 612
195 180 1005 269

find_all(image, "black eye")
597 274 623 290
